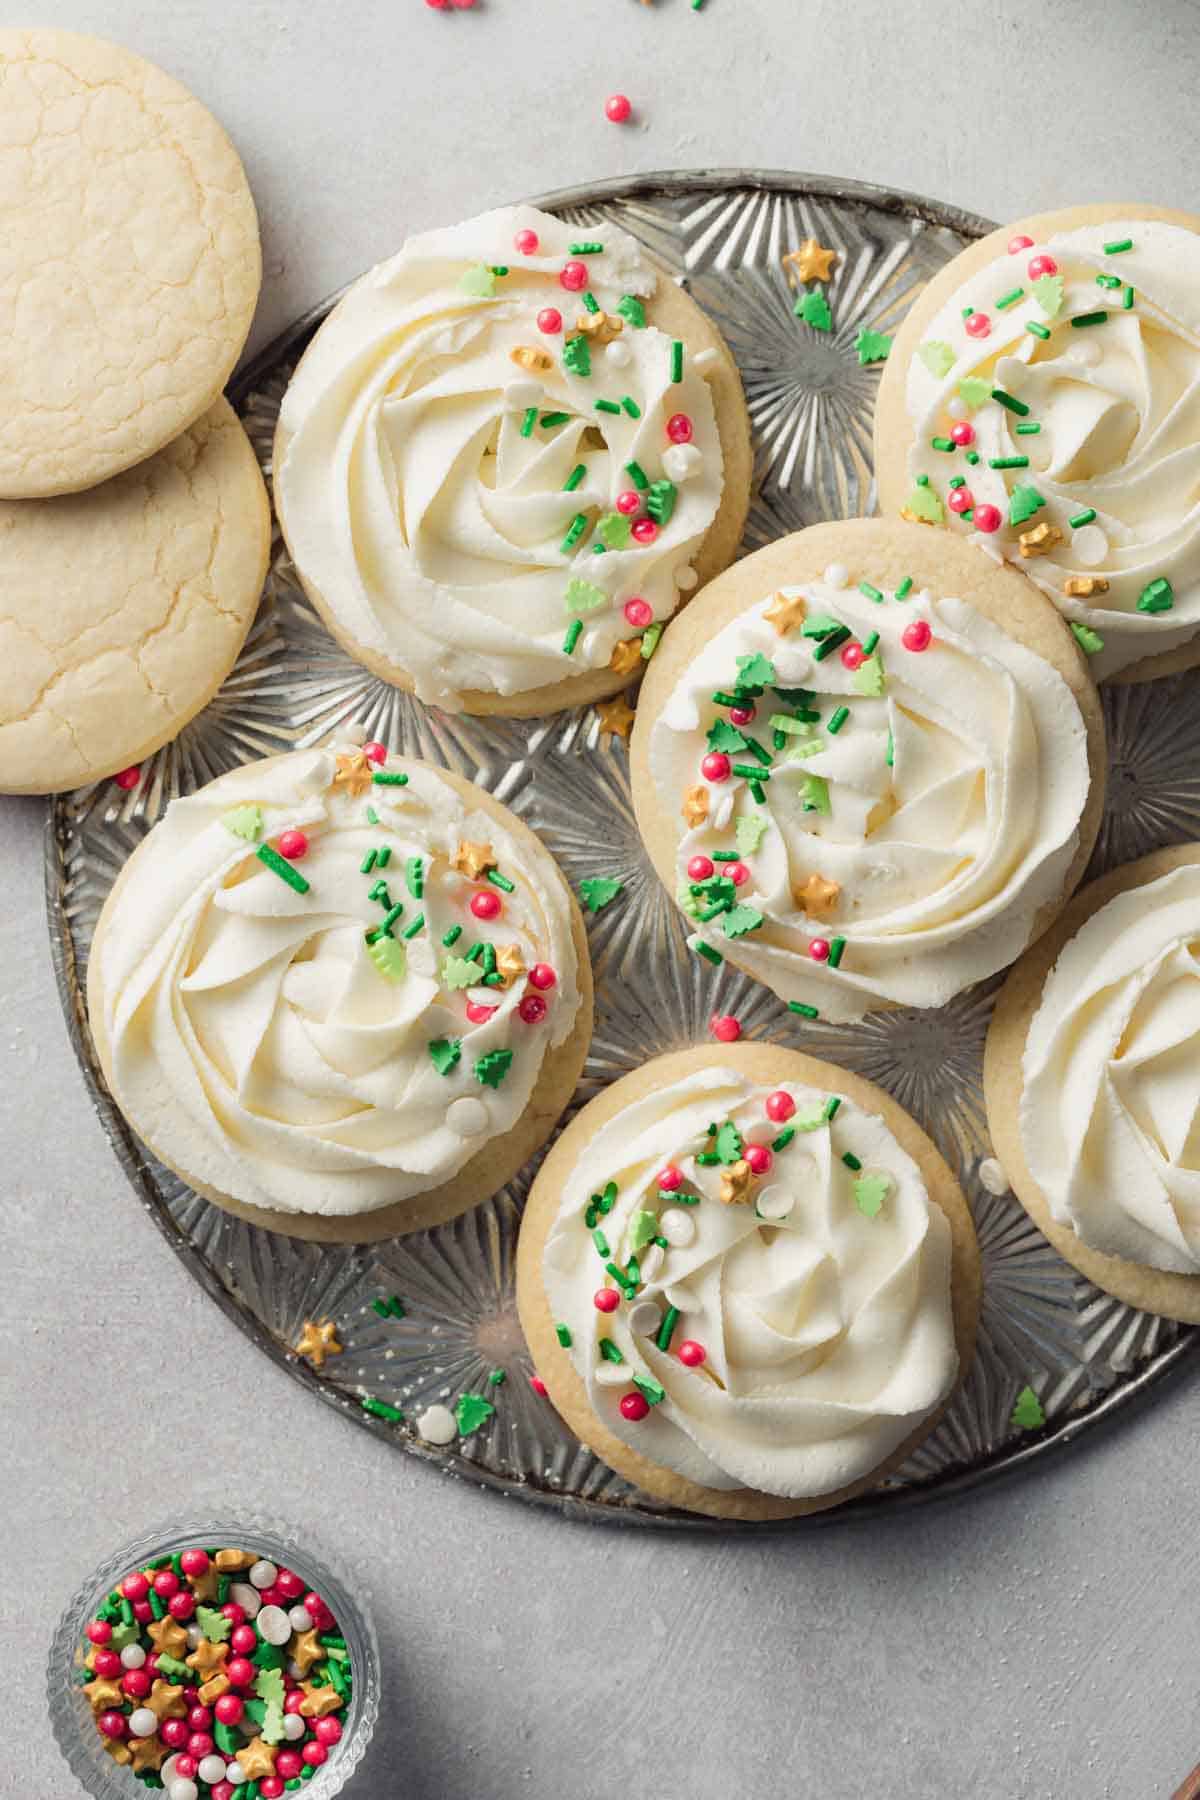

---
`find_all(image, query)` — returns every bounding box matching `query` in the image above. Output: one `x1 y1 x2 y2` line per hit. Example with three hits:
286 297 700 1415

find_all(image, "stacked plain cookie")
0 31 269 794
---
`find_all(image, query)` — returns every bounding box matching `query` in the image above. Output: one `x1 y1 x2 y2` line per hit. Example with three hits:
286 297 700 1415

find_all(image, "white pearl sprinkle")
225 1763 245 1786
673 564 699 591
256 1604 293 1646
120 1644 146 1669
288 1658 304 1678
978 1157 1011 1196
605 339 632 368
341 720 368 746
658 1207 697 1247
128 1708 158 1738
712 792 734 831
662 442 703 482
167 1781 199 1800
756 1184 796 1221
628 1299 662 1336
197 1756 228 1785
228 1581 261 1619
282 1714 307 1742
447 1096 490 1137
823 563 849 588
1071 523 1109 566
416 1403 458 1446
638 1243 666 1284
288 1604 313 1633
186 1625 202 1649
249 1560 278 1590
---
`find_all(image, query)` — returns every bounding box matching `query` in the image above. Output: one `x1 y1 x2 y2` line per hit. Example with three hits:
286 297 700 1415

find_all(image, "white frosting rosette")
275 204 725 707
1020 864 1200 1272
901 218 1200 677
647 569 1091 1022
91 746 581 1218
542 1065 958 1498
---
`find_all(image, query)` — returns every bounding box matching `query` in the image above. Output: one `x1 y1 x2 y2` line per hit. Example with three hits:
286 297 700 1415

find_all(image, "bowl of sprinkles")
47 1516 379 1799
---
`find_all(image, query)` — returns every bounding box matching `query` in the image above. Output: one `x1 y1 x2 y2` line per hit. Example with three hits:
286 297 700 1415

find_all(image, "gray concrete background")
5 2 1200 1795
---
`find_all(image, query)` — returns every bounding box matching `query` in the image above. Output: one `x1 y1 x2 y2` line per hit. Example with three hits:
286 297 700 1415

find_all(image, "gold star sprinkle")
238 1737 278 1780
681 785 710 829
87 1680 124 1715
199 1673 231 1706
783 237 837 285
452 839 495 881
609 637 643 676
510 344 554 374
332 750 374 797
719 1159 755 1205
185 1638 229 1682
900 506 938 528
575 309 624 344
145 1680 187 1724
295 1318 343 1369
146 1617 188 1661
186 1562 220 1602
1063 574 1109 597
300 1682 345 1719
494 943 526 987
214 1547 256 1572
764 590 808 635
102 1738 133 1767
291 1628 325 1678
595 694 636 741
1018 522 1063 558
793 873 841 919
128 1735 168 1774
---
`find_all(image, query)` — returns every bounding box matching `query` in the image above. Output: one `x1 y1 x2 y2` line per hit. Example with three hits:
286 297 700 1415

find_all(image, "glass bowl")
47 1512 379 1799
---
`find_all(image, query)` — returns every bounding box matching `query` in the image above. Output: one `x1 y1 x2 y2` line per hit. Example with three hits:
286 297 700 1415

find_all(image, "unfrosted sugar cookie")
516 1044 980 1519
874 204 1200 682
87 743 591 1240
0 400 269 795
630 519 1105 1024
274 204 751 715
0 31 261 498
985 844 1200 1322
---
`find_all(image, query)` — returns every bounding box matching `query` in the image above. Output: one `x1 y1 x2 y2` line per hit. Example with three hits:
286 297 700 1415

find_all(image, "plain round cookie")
0 399 269 795
0 30 261 498
629 516 1107 1003
516 1041 981 1520
274 270 752 718
87 756 595 1243
984 843 1200 1323
873 203 1200 685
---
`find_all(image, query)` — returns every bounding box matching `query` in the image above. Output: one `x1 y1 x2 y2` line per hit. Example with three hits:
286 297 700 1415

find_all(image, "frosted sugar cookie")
875 204 1200 681
0 31 261 497
516 1043 980 1519
985 845 1200 1322
274 204 751 714
0 400 269 795
630 518 1104 1024
87 742 591 1240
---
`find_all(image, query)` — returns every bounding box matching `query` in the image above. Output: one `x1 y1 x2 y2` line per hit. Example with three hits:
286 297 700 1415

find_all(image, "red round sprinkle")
284 1688 306 1715
620 1391 650 1421
259 1780 285 1800
623 597 653 628
902 620 932 652
973 503 1003 533
537 307 563 335
230 1625 257 1656
303 1742 328 1768
615 489 641 515
425 0 451 8
274 1568 304 1600
809 937 831 962
1008 233 1035 254
529 962 557 991
657 1164 683 1191
362 740 387 765
471 889 502 919
257 1585 285 1610
1027 253 1058 281
186 1705 212 1731
132 1600 153 1624
277 829 309 860
947 487 974 515
303 1591 333 1631
121 1572 150 1602
728 704 755 726
727 861 749 887
514 228 539 255
314 1716 343 1747
744 1143 772 1176
949 421 975 447
123 1668 151 1699
559 260 588 292
604 93 632 123
225 1657 256 1689
840 642 865 671
173 1758 198 1781
215 1693 245 1726
160 1717 189 1749
465 1000 498 1024
211 1783 235 1800
666 412 693 443
220 1602 246 1627
594 1288 620 1313
168 1590 195 1621
518 993 547 1025
152 1570 179 1599
276 1751 304 1780
93 1650 121 1679
678 1340 707 1367
529 1374 549 1397
710 1013 741 1043
701 752 731 783
97 1712 126 1740
964 311 991 339
179 1549 209 1578
765 1089 795 1123
114 766 141 791
86 1620 112 1646
687 854 714 881
187 1731 215 1759
631 518 658 544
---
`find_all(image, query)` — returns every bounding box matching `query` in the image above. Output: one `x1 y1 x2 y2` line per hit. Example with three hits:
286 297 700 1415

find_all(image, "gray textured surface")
5 3 1200 1797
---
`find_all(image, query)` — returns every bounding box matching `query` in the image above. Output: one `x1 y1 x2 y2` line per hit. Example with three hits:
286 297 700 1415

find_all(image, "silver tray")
47 171 1200 1529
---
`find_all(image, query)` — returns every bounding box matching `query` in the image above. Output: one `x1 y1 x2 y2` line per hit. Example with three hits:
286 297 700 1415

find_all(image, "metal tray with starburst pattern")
45 172 1200 1529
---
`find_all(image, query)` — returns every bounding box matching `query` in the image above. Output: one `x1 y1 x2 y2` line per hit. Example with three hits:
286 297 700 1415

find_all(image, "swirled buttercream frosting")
93 746 581 1216
1020 863 1200 1272
276 205 725 707
542 1064 958 1497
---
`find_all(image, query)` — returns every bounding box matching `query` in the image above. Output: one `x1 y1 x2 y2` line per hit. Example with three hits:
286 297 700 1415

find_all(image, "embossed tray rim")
44 167 1200 1532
